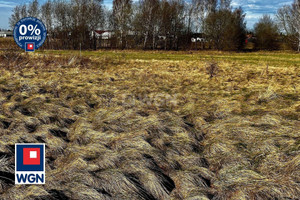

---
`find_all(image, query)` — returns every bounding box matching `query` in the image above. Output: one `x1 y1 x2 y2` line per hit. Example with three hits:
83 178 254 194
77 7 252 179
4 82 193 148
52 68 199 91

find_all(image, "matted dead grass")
0 50 299 200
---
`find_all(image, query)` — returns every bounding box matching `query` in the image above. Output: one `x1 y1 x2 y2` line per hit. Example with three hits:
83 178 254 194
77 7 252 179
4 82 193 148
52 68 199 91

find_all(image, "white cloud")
230 0 294 28
0 1 17 8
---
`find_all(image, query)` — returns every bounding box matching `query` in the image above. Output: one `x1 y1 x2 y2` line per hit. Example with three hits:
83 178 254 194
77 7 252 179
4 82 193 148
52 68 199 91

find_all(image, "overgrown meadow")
0 46 299 199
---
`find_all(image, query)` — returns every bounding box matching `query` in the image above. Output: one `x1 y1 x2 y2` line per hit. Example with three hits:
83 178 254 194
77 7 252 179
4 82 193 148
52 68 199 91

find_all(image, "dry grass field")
0 48 299 199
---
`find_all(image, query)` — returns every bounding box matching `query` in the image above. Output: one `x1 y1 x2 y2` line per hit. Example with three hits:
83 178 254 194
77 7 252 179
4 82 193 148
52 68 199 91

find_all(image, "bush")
254 15 280 50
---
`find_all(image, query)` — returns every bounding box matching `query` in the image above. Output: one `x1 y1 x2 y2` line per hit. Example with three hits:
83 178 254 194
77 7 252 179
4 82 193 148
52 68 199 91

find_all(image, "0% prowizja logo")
13 17 47 52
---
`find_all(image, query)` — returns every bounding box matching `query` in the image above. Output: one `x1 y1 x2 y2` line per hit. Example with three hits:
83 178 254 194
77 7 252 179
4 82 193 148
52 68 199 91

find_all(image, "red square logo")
23 148 40 165
27 43 34 50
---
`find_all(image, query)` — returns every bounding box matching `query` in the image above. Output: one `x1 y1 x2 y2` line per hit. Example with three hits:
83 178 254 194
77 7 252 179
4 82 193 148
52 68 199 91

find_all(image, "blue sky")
0 0 294 30
232 0 293 28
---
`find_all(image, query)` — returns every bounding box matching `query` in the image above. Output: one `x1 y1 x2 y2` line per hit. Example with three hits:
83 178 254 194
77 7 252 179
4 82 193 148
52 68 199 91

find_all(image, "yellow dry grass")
0 50 299 199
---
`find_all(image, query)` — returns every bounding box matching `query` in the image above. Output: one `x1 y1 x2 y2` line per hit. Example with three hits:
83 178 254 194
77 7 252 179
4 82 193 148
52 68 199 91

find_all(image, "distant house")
0 30 13 38
191 33 208 50
92 30 114 48
93 30 114 39
245 34 256 50
92 30 137 48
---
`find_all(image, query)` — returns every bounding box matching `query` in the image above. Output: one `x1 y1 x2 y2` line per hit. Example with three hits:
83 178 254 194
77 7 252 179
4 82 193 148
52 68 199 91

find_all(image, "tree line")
9 0 300 51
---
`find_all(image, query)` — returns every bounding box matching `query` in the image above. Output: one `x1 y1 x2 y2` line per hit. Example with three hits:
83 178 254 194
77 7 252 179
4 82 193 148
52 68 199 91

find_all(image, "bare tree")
219 0 231 10
53 0 72 49
205 0 217 13
41 1 53 31
184 2 194 34
41 0 53 48
290 0 300 51
103 6 113 30
28 0 39 18
159 0 185 50
254 15 279 50
192 0 205 33
205 6 246 50
9 3 28 28
134 0 160 49
88 0 104 50
191 0 217 34
113 0 132 49
170 0 185 50
20 4 27 19
277 0 300 51
9 5 21 28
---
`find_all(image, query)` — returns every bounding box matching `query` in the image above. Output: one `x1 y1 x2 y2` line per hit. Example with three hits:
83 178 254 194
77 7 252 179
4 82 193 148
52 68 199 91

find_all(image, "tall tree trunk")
298 34 300 52
120 30 123 49
143 31 148 49
152 29 155 50
164 37 167 50
93 31 97 50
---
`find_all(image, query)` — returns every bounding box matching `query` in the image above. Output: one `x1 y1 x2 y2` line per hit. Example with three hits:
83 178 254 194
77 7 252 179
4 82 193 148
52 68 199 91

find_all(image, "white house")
0 30 13 38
